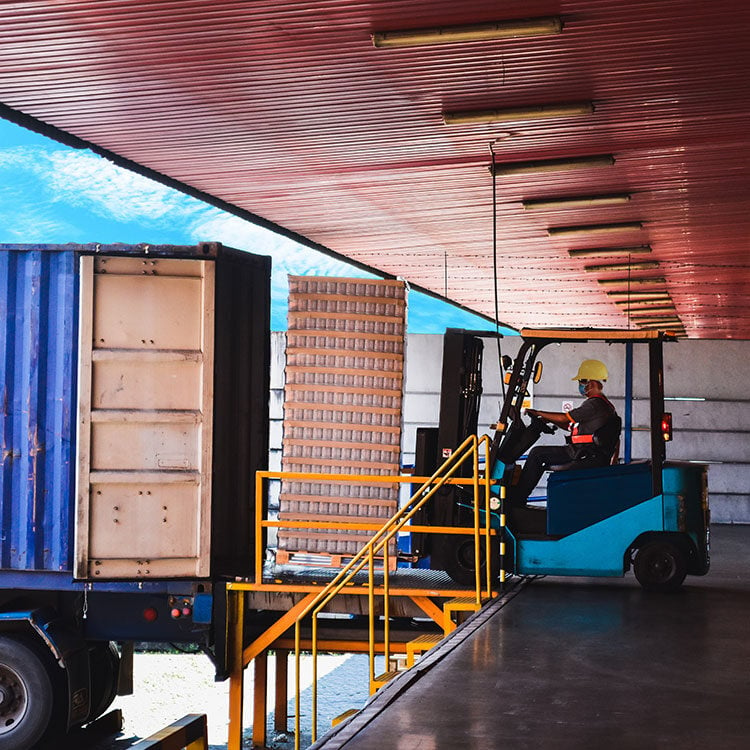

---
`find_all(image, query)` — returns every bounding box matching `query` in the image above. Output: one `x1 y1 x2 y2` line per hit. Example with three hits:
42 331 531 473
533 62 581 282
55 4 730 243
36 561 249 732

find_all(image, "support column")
228 590 245 750
274 649 289 733
253 651 269 748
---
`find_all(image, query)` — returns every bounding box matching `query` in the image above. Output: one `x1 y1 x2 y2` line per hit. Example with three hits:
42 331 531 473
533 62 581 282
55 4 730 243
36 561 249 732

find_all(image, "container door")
75 255 214 579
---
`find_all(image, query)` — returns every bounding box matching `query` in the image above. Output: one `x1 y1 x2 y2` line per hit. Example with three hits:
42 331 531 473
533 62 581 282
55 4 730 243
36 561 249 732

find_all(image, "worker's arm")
526 409 572 430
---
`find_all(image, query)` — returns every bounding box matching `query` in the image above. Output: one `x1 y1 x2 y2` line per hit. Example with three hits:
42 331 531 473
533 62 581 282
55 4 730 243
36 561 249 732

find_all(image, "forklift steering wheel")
529 414 557 435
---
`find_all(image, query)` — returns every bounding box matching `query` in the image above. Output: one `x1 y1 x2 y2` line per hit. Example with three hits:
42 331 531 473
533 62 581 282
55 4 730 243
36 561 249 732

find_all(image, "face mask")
579 383 588 397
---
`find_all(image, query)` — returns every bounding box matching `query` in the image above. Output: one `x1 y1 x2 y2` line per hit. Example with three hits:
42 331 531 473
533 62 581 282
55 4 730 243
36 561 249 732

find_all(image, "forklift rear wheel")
0 634 64 750
444 535 499 586
634 540 687 592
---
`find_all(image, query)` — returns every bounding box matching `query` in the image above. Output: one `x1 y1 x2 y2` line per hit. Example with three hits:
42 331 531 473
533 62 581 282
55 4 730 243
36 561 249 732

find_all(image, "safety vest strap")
569 396 617 445
570 424 595 444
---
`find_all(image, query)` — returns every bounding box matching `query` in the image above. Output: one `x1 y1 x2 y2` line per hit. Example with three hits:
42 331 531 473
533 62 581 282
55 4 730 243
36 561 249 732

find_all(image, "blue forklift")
417 328 710 592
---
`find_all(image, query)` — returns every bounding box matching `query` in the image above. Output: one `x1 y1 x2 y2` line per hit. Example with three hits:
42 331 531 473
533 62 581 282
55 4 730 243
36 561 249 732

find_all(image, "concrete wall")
271 333 750 524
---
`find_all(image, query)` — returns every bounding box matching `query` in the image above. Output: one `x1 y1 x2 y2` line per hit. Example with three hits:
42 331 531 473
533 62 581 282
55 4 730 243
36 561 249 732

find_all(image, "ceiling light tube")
607 292 671 301
615 303 675 312
598 276 666 287
523 193 630 210
372 16 563 48
624 307 678 316
629 312 679 321
569 245 652 258
635 316 682 324
548 222 642 237
445 101 593 126
490 155 614 176
584 261 660 273
621 300 676 310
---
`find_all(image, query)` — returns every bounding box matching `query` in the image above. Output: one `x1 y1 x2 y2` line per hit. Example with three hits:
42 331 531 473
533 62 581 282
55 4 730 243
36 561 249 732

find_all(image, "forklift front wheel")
444 535 499 587
634 540 687 592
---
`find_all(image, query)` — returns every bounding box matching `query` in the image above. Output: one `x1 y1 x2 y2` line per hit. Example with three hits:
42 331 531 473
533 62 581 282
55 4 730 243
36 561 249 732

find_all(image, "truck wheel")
0 635 60 750
87 642 120 723
634 540 688 592
444 535 499 586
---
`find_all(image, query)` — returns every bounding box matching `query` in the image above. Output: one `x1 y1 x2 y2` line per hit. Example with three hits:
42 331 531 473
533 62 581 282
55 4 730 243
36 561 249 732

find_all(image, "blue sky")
0 117 503 333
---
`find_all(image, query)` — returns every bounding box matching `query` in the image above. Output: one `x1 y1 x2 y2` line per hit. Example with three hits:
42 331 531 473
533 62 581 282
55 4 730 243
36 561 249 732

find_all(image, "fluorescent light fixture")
524 193 630 210
629 312 679 321
372 17 563 48
598 276 666 287
548 222 642 237
607 289 671 298
636 320 682 328
445 102 593 126
585 261 660 273
624 307 678 316
615 301 675 310
490 155 614 176
569 245 652 258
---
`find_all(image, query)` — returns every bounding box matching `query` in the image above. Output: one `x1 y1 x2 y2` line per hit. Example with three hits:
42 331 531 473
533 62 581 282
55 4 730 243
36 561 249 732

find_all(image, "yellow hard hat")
572 359 608 382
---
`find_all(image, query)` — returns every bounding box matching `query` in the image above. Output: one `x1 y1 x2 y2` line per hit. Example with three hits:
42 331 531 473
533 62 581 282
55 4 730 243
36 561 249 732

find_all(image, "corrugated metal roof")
1 1 749 337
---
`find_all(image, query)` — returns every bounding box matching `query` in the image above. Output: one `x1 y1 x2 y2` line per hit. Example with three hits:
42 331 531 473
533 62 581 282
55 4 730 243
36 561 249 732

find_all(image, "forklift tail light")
661 412 673 441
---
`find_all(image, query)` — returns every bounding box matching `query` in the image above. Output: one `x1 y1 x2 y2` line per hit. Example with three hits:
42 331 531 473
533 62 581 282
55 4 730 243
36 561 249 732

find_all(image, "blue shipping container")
0 242 271 587
0 247 79 573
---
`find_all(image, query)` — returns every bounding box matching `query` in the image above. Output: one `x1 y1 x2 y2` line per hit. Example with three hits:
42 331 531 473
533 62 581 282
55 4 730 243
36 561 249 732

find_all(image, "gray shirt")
568 396 616 436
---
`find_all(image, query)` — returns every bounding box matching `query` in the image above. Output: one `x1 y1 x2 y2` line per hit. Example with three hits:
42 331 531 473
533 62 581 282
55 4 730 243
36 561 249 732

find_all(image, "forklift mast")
412 330 484 563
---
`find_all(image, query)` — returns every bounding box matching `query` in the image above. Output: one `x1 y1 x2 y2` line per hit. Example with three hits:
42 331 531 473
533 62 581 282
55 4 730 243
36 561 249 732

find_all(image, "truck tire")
634 540 688 592
0 635 62 750
87 642 120 723
444 535 499 586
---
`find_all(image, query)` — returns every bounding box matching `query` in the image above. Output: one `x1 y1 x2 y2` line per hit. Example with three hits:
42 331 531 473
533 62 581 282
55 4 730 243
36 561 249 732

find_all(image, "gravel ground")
78 650 374 749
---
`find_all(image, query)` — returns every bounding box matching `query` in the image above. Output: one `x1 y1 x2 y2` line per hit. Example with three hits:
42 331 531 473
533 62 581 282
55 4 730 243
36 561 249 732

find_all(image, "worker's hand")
526 408 538 418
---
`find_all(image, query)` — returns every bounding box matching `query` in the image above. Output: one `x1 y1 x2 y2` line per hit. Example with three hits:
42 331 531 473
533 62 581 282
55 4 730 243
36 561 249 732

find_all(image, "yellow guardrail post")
367 546 376 694
294 619 302 749
383 537 390 672
472 435 481 606
483 435 493 598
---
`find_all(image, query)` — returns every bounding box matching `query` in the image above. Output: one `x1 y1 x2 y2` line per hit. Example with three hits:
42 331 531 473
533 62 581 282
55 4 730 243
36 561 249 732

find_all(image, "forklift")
414 328 710 592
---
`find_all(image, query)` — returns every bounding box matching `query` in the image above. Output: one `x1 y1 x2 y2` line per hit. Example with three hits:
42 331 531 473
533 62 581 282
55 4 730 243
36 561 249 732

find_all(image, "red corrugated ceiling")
1 1 749 337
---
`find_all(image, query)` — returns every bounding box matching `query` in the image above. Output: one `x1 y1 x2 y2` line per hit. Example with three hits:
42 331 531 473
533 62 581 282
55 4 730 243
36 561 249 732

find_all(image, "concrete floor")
315 524 750 750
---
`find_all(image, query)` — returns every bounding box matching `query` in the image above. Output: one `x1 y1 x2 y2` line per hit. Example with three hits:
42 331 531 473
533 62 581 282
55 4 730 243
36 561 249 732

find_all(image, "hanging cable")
489 140 506 400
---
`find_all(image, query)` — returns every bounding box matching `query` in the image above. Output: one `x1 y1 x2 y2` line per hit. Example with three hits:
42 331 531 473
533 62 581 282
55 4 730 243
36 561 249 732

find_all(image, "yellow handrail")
264 433 495 748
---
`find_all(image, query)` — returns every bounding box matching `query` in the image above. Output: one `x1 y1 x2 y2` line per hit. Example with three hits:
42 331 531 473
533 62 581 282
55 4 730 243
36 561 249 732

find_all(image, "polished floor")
314 525 750 750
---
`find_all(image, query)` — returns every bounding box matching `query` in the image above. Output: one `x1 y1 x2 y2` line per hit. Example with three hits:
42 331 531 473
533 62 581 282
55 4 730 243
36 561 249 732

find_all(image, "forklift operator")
509 359 619 504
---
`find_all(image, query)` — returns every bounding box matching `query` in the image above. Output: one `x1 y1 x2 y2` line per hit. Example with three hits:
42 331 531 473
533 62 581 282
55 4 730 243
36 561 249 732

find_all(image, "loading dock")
313 524 749 750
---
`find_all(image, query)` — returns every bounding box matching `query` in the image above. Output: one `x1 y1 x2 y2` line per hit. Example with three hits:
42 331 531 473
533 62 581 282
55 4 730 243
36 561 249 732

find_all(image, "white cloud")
189 212 378 329
1 146 207 225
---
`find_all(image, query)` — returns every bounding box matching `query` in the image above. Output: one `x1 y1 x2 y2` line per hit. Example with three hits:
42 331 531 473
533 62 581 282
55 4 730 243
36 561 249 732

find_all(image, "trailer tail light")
661 412 673 441
142 607 159 623
169 597 194 619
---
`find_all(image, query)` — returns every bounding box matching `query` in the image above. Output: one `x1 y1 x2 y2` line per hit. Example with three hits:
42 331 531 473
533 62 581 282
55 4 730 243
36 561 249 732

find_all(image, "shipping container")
0 242 270 745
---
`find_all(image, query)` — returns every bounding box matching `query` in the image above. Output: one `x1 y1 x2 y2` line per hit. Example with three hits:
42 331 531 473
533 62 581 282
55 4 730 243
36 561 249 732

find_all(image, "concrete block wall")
271 332 749 524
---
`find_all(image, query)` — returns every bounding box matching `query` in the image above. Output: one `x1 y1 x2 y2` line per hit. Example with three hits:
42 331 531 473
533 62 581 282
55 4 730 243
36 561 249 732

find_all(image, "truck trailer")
0 242 270 748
